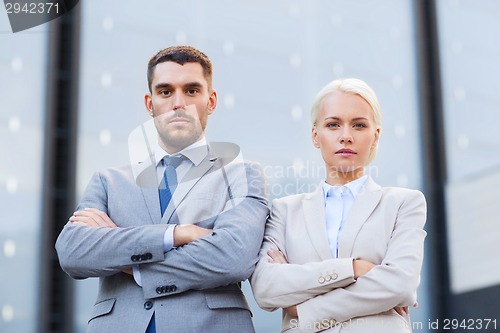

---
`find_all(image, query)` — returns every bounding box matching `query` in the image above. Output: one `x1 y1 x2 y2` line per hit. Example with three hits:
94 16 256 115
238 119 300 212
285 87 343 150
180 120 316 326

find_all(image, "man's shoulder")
94 164 134 181
209 142 262 172
209 142 240 165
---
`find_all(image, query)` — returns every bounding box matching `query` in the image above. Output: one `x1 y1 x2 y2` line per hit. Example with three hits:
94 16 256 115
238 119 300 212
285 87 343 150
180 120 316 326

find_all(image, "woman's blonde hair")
310 78 382 164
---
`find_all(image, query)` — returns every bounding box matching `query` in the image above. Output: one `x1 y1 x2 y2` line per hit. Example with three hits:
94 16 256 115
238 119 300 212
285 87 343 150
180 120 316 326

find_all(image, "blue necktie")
147 157 183 332
159 155 183 216
145 313 156 333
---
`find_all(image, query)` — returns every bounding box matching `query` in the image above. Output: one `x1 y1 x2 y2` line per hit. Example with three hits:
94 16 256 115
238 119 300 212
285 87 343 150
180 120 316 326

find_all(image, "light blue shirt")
322 175 367 258
133 137 208 286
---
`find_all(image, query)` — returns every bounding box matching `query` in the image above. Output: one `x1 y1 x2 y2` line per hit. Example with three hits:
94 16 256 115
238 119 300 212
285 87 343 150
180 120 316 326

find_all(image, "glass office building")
1 1 499 332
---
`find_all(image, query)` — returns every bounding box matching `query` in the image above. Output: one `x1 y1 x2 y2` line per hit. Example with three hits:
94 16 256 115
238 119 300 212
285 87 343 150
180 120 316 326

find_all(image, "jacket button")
156 287 162 294
131 255 137 262
146 253 152 260
318 276 325 284
144 301 153 310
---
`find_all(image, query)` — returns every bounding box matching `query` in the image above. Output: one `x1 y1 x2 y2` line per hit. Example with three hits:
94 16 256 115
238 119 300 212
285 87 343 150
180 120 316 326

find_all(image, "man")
56 46 269 333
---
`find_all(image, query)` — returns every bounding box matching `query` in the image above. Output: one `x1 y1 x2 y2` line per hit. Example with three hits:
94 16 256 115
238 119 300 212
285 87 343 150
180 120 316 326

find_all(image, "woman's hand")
393 306 409 316
268 249 300 317
284 305 298 317
268 249 288 264
352 258 376 279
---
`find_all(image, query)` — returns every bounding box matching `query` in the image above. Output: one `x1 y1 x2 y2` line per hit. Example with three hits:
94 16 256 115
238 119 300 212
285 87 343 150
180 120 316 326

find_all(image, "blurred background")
1 0 500 332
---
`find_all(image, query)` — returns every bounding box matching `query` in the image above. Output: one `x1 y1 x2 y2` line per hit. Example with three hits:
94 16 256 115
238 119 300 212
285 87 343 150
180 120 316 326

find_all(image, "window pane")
0 14 47 333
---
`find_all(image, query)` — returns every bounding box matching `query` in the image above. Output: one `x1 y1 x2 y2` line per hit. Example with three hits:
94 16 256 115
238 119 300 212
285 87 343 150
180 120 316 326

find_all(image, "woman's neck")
325 167 364 186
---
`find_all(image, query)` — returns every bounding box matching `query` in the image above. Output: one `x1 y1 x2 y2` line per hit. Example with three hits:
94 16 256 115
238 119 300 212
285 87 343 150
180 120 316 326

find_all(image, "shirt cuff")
132 265 142 287
163 224 177 253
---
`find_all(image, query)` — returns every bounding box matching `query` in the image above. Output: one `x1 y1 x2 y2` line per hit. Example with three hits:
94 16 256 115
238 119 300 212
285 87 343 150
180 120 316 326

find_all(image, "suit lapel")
303 184 333 261
162 153 217 223
338 177 382 258
135 159 162 225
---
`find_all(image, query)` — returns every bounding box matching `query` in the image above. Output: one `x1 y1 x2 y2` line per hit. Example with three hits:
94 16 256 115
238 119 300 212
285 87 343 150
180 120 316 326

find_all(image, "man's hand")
68 208 134 274
173 224 213 247
69 208 117 228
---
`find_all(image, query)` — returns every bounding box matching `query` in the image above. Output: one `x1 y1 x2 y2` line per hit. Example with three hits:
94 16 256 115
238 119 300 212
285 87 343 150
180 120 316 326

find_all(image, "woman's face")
312 91 380 177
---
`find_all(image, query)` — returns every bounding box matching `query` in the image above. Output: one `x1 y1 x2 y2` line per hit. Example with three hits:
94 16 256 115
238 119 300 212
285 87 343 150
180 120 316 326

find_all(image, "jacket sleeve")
250 198 356 311
138 161 269 299
55 171 168 279
296 190 427 330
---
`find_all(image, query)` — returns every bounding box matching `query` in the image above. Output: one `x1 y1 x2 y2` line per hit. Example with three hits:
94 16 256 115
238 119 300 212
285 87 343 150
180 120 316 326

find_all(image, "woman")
250 78 426 333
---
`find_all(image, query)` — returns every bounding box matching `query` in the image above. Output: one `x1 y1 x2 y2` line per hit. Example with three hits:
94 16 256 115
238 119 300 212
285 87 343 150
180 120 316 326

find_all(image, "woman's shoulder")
271 189 319 207
378 185 426 204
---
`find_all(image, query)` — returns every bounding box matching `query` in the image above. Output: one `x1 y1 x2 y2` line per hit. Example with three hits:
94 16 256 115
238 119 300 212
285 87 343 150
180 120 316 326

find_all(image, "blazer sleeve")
138 161 269 300
55 171 169 279
297 190 427 330
250 198 356 311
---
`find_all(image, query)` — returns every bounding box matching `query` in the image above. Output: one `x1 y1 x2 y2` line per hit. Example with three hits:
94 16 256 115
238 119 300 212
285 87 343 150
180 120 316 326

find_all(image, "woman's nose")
339 129 353 143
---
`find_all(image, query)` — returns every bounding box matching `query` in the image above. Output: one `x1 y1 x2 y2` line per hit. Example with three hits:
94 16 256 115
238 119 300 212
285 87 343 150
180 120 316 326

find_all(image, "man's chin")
160 135 199 152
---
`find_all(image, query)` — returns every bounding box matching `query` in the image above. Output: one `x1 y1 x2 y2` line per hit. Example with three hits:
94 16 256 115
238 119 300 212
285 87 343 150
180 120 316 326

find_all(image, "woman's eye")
354 123 367 128
326 123 339 128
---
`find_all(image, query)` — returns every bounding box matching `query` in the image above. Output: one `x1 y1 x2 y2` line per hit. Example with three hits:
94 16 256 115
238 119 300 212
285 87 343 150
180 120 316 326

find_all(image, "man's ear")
207 90 217 115
144 93 153 117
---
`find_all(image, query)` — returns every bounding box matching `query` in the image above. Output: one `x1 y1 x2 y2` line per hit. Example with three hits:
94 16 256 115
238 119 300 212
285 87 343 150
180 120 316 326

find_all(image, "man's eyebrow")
153 82 204 90
184 82 204 89
154 83 173 91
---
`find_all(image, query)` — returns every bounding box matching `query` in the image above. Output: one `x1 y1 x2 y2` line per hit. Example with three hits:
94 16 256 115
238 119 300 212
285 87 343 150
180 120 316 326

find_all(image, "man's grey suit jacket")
56 143 269 333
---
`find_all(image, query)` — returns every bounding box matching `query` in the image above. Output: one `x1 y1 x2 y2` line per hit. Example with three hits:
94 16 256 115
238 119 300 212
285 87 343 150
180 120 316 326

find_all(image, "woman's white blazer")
251 177 427 333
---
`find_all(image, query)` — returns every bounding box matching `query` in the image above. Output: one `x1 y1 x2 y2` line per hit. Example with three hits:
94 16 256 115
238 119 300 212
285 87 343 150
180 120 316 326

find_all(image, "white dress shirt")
322 175 367 258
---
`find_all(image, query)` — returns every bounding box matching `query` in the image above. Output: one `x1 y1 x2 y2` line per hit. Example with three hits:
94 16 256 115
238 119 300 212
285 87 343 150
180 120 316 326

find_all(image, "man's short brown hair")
147 45 213 92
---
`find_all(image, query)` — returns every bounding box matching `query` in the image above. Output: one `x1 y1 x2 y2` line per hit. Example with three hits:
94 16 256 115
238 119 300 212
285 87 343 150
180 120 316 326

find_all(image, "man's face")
144 61 217 153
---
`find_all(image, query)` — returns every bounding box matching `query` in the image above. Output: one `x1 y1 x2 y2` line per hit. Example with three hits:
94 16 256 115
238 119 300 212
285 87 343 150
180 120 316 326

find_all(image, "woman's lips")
335 148 357 156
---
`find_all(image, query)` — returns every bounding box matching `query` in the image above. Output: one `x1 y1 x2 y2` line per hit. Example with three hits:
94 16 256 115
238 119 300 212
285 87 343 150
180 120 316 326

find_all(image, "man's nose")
172 92 186 110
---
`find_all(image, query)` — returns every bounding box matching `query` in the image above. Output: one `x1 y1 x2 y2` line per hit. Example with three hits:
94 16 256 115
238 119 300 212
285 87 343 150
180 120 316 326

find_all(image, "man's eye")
159 90 171 96
187 89 198 95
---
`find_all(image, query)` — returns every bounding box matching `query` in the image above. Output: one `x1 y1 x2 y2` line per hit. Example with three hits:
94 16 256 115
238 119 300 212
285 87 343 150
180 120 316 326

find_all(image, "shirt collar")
322 175 368 200
155 137 208 167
